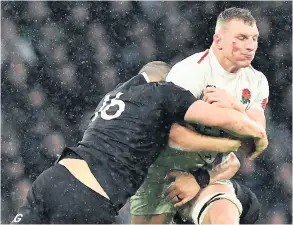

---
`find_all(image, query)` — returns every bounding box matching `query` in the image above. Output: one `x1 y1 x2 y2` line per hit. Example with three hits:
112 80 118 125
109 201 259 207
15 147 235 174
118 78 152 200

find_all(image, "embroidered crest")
241 88 251 105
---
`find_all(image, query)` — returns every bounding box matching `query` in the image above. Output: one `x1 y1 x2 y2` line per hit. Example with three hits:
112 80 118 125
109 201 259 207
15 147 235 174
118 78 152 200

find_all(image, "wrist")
188 168 210 188
233 101 246 114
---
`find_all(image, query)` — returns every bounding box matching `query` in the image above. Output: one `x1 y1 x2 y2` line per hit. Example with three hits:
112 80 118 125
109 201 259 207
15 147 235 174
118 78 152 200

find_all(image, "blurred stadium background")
1 1 292 224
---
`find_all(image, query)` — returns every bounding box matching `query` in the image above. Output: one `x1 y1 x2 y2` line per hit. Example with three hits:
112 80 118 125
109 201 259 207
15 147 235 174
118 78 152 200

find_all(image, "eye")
237 36 245 40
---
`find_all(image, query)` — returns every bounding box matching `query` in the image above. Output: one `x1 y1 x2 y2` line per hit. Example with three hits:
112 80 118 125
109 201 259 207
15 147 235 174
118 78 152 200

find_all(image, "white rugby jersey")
166 48 269 165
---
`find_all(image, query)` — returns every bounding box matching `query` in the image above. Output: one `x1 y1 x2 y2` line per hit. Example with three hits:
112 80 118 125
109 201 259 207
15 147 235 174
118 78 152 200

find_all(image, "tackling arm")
184 100 266 139
203 85 268 129
236 75 269 159
168 123 241 153
246 107 266 128
237 107 266 154
203 85 269 159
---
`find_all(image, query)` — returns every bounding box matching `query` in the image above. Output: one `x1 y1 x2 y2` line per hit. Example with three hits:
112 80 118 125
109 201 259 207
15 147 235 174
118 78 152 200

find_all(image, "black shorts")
231 180 261 224
11 163 117 224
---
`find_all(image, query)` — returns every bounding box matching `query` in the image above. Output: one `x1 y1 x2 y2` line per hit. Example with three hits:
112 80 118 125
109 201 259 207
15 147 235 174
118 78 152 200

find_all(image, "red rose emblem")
242 89 251 99
261 98 268 109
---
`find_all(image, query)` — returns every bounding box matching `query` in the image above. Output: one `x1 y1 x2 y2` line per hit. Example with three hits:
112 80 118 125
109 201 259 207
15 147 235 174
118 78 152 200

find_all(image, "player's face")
222 19 259 68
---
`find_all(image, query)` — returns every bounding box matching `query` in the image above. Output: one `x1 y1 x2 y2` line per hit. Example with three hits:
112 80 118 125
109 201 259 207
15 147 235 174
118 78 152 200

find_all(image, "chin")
237 61 252 68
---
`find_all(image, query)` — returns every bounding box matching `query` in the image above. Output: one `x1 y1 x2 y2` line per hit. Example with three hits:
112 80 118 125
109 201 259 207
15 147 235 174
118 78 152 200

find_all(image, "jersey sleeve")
160 82 197 121
250 73 269 111
166 60 206 98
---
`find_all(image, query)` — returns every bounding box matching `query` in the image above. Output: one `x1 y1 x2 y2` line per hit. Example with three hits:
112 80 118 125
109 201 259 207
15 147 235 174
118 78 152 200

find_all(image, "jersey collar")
140 72 150 83
209 48 241 77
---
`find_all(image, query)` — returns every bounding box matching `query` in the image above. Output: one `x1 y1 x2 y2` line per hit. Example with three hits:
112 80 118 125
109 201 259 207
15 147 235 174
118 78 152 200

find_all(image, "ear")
213 33 223 50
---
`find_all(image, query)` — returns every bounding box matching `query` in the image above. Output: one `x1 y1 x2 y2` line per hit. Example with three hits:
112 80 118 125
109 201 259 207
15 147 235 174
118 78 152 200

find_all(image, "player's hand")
164 170 200 207
226 139 242 152
203 87 244 113
249 135 269 160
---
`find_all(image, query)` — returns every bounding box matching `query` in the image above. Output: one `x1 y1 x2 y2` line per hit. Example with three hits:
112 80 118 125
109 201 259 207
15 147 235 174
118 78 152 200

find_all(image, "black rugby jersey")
68 74 196 209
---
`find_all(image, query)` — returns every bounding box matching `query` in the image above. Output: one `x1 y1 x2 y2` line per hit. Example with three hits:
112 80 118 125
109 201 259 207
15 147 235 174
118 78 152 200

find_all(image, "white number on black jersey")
92 92 125 121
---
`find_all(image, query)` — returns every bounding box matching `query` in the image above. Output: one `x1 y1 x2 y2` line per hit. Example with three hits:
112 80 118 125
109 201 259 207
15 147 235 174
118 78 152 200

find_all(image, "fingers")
248 146 265 160
174 196 193 207
232 140 242 151
167 189 180 200
203 87 225 97
203 93 218 103
166 182 175 192
166 185 179 199
249 138 268 160
166 185 197 207
166 170 183 179
248 150 263 160
170 195 181 204
229 152 237 158
210 101 221 107
248 153 257 160
169 192 189 205
164 170 182 183
204 87 217 95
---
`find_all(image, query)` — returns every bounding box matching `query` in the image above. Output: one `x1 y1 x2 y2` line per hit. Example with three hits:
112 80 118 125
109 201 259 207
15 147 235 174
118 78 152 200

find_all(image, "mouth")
242 54 254 60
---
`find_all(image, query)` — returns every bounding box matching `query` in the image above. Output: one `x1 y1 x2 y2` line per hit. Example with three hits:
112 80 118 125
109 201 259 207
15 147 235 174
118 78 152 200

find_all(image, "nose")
246 38 257 51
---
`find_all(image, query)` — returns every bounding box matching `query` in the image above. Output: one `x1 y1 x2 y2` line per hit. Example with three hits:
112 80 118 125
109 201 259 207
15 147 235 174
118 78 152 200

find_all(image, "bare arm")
210 101 268 157
223 104 268 160
213 100 266 128
209 153 240 184
184 100 265 139
246 107 266 128
236 107 267 154
204 86 267 128
203 87 269 159
168 123 241 153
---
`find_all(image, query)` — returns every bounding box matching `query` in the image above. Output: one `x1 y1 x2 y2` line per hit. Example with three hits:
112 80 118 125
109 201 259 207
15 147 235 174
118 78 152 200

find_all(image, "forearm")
233 104 266 129
221 111 266 139
231 102 266 129
211 98 265 129
185 101 265 139
214 102 257 152
246 107 266 128
208 153 240 184
239 108 267 153
169 123 240 153
232 101 246 114
212 102 265 138
214 99 246 114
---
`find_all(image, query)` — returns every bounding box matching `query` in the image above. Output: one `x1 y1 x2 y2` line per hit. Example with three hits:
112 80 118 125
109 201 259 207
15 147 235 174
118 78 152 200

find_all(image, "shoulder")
157 81 186 91
171 49 210 71
243 65 268 85
167 49 210 82
155 82 192 98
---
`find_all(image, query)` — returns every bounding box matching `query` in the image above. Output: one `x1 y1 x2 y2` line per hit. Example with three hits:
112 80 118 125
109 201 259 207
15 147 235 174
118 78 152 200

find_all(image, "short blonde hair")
139 61 171 81
215 7 256 31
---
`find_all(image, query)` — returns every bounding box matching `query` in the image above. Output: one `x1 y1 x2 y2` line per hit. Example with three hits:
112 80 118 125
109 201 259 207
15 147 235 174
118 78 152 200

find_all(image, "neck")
211 44 240 73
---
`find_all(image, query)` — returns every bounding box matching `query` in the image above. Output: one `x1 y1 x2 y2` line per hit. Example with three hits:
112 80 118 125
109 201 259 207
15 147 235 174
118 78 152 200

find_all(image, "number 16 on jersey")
91 92 125 121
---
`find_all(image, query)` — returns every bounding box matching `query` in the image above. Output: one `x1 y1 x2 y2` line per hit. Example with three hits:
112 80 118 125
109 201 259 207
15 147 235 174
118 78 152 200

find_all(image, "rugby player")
11 61 266 224
130 7 269 225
